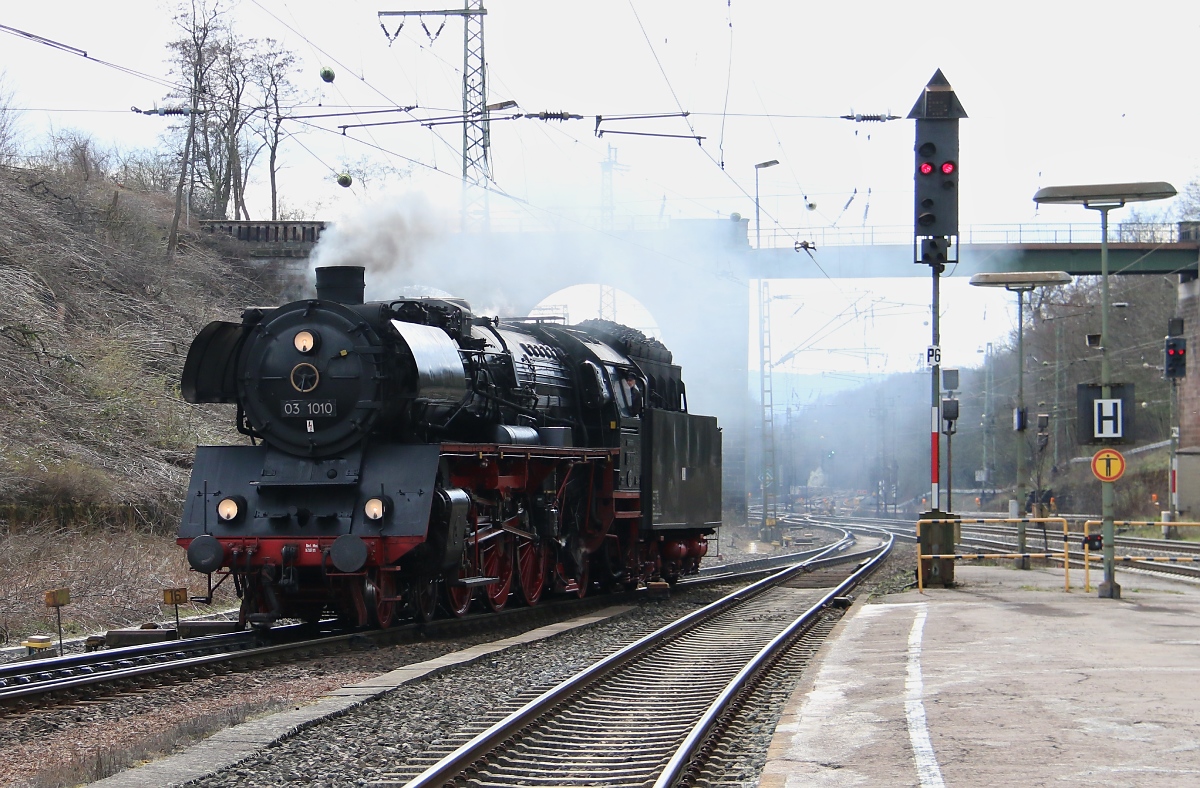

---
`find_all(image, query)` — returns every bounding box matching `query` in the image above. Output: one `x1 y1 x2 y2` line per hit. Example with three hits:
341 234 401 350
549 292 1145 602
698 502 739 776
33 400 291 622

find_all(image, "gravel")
1 524 871 788
191 581 745 787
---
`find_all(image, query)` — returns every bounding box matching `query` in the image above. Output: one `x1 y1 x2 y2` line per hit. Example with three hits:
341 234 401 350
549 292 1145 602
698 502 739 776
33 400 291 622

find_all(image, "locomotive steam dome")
238 271 385 456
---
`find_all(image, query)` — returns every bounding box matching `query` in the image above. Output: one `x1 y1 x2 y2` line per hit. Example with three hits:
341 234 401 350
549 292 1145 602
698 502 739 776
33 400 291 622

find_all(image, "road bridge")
751 221 1200 279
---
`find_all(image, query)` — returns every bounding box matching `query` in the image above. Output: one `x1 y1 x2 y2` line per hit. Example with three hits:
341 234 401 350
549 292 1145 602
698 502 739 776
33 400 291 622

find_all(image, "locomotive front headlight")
293 330 319 354
217 495 246 523
364 496 391 521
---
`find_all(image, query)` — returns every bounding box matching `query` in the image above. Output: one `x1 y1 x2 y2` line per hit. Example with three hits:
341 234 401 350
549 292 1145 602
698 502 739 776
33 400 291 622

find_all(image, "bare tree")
35 129 112 182
166 0 223 258
1176 178 1200 222
168 4 304 222
0 71 21 166
251 40 301 221
117 148 177 192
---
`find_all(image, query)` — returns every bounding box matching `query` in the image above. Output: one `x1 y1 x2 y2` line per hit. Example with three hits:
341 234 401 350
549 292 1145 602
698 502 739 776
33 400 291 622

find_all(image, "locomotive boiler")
177 265 720 627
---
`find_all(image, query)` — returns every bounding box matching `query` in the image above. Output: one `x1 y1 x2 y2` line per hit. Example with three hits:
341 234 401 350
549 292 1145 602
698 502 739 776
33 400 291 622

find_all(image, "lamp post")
1033 182 1176 598
754 160 779 248
969 270 1072 567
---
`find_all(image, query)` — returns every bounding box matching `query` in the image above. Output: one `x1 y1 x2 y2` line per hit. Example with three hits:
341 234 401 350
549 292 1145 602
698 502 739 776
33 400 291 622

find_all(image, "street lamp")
754 160 779 248
970 270 1072 567
1033 181 1176 598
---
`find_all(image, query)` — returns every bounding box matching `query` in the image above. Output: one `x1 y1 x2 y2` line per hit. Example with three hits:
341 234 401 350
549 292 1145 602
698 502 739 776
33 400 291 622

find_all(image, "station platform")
760 564 1200 787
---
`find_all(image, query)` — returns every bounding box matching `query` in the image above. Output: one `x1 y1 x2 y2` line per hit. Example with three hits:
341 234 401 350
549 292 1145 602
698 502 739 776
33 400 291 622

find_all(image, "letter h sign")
1076 384 1132 444
1094 398 1123 439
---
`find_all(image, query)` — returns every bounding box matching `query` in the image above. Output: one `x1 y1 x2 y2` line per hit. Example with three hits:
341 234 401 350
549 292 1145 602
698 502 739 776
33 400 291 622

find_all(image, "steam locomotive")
177 266 720 627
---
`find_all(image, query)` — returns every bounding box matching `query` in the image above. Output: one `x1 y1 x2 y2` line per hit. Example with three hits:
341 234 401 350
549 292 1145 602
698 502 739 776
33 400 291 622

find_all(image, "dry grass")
0 161 274 640
0 521 239 643
0 162 267 518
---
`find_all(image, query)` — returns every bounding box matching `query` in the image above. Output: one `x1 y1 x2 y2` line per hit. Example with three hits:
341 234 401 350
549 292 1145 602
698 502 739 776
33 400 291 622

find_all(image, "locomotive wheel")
409 576 438 623
443 551 476 617
366 570 397 629
515 538 549 606
481 533 514 612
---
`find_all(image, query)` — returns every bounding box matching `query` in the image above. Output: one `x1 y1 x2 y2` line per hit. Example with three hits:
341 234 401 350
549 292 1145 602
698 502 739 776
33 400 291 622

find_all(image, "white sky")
3 0 1195 381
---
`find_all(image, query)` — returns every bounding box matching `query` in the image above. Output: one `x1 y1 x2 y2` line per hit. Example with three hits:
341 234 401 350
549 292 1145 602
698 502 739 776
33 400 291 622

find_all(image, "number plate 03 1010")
282 399 337 418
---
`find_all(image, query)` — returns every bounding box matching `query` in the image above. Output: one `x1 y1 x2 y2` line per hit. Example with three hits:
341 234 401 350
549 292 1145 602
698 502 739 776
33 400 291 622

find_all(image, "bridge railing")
757 222 1185 249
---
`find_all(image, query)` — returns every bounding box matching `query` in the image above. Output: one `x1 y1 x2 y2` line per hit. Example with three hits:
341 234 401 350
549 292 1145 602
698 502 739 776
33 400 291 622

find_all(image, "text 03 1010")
282 400 337 418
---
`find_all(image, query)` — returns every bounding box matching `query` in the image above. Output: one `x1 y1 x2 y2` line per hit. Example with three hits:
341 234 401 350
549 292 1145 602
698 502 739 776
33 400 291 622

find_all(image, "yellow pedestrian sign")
1091 448 1126 483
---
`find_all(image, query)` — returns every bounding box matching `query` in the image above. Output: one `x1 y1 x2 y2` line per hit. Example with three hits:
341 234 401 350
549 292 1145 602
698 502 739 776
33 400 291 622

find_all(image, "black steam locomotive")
177 266 720 627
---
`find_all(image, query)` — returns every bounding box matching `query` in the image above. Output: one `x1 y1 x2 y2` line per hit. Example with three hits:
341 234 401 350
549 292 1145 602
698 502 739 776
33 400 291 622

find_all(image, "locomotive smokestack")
315 266 366 305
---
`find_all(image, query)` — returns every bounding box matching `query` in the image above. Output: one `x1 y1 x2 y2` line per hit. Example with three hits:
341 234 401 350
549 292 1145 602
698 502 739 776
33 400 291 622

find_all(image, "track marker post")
164 587 188 631
44 588 70 657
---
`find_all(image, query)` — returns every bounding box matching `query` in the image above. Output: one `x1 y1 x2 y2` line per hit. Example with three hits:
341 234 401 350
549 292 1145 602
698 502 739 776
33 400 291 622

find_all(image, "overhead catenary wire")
0 23 183 93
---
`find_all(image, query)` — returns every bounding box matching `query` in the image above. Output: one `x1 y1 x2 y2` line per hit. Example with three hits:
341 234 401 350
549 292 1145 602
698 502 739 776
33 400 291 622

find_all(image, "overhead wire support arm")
377 7 486 44
291 105 417 121
593 112 701 143
597 130 705 144
339 111 457 133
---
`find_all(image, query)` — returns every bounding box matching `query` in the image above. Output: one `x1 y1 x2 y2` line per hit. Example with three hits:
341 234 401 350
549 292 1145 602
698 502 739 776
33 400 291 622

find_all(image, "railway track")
377 537 890 788
0 544 850 714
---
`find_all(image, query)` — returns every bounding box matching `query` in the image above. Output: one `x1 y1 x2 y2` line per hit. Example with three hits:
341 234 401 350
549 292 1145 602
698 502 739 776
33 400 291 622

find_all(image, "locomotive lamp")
364 496 392 521
1033 181 1176 598
294 330 318 354
217 496 245 523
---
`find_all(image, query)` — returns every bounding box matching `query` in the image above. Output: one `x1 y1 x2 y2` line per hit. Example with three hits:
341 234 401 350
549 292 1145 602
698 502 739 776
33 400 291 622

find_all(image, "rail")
402 537 876 787
916 517 1071 593
655 540 892 787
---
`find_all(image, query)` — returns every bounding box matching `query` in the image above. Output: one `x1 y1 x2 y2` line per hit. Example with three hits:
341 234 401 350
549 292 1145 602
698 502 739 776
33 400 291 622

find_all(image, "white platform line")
905 604 945 788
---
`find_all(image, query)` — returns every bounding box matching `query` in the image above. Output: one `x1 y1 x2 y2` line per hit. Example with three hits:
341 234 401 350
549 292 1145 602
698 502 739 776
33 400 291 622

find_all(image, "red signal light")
941 161 956 175
919 162 934 175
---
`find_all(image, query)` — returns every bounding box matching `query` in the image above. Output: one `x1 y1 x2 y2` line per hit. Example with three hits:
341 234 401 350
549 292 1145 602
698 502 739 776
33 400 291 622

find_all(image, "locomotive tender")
178 266 720 626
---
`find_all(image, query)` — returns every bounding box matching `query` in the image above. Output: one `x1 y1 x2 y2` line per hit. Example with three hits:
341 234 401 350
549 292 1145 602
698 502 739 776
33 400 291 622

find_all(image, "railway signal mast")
910 70 965 585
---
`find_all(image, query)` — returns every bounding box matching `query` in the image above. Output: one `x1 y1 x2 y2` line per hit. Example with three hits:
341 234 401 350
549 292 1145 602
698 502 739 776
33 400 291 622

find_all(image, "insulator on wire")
336 173 353 188
524 111 583 122
840 112 899 122
131 105 197 116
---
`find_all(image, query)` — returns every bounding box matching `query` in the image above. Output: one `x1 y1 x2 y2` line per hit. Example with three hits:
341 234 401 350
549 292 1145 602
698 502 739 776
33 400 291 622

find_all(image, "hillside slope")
0 165 266 525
